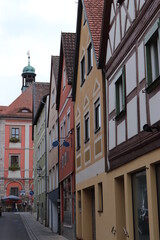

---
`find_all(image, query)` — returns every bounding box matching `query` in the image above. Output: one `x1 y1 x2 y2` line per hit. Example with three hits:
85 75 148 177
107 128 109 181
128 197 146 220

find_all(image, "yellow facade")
74 8 106 240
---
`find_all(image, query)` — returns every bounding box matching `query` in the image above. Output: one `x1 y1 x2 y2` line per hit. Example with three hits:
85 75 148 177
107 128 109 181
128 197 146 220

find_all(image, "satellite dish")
52 140 59 147
63 140 70 147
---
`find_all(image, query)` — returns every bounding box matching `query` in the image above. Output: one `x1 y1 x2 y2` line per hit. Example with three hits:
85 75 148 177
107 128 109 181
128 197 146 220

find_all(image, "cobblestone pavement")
20 212 68 240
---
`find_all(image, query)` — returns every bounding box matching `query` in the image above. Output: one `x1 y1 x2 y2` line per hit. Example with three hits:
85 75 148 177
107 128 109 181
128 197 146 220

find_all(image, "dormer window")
19 108 30 113
21 109 29 113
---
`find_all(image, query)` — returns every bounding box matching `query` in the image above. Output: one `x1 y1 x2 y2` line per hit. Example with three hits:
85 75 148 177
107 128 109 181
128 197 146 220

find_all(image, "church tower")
21 51 36 92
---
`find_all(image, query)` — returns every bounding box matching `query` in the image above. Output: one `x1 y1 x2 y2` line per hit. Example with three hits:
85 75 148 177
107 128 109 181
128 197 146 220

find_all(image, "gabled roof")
56 32 76 111
99 0 112 68
32 82 50 122
83 0 105 63
52 56 59 87
32 82 50 139
0 85 33 119
72 0 104 101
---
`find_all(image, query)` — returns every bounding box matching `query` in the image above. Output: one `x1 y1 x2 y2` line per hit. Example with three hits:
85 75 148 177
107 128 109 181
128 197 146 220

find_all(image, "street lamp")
143 124 160 132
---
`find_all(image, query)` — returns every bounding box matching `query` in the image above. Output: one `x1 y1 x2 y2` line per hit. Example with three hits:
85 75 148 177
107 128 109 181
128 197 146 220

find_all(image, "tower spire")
27 51 30 66
21 51 36 93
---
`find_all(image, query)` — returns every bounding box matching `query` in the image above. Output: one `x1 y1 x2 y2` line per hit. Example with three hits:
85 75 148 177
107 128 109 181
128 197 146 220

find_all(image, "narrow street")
0 212 29 240
0 212 67 240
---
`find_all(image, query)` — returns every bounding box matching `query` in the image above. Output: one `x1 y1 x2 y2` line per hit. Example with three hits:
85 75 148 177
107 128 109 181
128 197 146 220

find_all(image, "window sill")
98 210 103 213
84 138 90 144
76 146 81 151
80 79 86 87
146 75 160 93
87 66 93 76
115 109 125 121
94 126 101 134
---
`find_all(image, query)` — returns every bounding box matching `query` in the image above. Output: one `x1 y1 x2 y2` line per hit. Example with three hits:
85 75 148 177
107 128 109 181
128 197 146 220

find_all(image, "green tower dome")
23 64 35 74
22 51 36 75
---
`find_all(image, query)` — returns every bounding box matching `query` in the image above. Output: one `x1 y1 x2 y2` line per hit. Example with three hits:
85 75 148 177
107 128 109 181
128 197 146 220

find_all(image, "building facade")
72 1 106 239
0 85 34 211
33 84 49 225
47 55 59 233
99 0 160 239
56 32 76 239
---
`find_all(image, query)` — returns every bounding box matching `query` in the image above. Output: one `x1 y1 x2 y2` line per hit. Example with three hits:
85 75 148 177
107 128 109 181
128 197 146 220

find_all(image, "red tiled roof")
83 0 104 61
62 32 76 84
0 85 33 119
56 32 76 110
32 82 50 120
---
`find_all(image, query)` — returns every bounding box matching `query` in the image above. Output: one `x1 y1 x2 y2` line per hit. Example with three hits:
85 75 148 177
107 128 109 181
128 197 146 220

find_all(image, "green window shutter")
115 82 119 116
122 66 126 111
146 45 152 86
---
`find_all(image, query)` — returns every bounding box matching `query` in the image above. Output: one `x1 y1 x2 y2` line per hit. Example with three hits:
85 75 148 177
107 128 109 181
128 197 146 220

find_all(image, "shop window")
98 182 103 212
132 170 149 239
63 177 72 226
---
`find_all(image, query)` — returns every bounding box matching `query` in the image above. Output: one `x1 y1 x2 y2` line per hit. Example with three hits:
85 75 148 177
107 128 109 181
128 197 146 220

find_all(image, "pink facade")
56 32 76 239
0 85 34 210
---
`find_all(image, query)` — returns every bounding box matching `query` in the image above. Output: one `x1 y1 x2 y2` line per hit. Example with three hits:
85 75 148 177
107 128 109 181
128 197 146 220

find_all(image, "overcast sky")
0 0 77 106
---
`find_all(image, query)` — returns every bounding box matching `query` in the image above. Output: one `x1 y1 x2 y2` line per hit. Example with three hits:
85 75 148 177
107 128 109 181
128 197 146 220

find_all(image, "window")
10 187 19 196
83 10 86 25
81 56 85 85
11 127 20 139
9 155 20 170
64 151 68 165
145 18 160 92
63 119 66 138
94 98 101 132
11 155 19 166
49 131 52 150
67 111 70 134
76 123 81 150
132 171 149 239
63 68 66 89
61 155 64 168
87 43 93 74
115 66 125 117
52 126 55 143
84 112 90 143
52 89 55 106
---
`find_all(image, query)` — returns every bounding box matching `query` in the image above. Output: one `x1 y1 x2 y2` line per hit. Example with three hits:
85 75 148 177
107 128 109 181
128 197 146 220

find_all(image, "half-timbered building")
99 0 160 239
